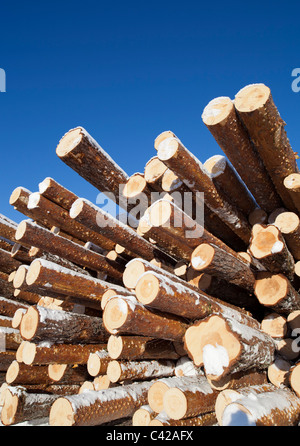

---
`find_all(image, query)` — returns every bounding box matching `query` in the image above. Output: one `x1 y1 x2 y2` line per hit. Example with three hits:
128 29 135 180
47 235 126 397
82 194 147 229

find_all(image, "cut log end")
103 298 129 333
148 381 170 413
106 360 121 383
15 221 29 241
123 174 147 198
135 273 160 305
87 353 102 377
56 127 83 158
202 96 233 126
1 389 19 426
249 225 283 260
123 260 146 289
22 341 37 365
234 83 271 113
49 397 74 426
254 272 288 306
132 407 154 426
19 306 39 341
107 335 123 359
6 360 20 384
275 212 299 234
191 244 214 270
156 137 181 162
222 402 256 426
48 364 68 382
148 199 173 227
154 131 177 151
163 387 187 420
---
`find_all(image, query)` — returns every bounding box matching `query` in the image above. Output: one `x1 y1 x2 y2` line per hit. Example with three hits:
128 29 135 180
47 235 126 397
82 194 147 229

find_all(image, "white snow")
271 241 284 254
222 403 256 426
202 344 230 376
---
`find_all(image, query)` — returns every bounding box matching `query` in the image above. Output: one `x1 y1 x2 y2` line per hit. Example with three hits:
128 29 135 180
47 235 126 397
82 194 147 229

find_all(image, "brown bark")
156 136 252 243
0 296 29 318
107 359 175 383
132 405 157 426
48 364 89 383
202 95 282 212
163 375 219 420
49 380 152 426
15 220 123 281
274 211 300 260
149 412 217 427
56 126 129 209
69 197 175 265
191 243 256 291
6 360 52 385
0 213 18 242
1 386 60 425
103 295 189 342
20 305 108 344
203 154 257 216
39 177 78 210
144 156 168 191
87 349 110 376
135 270 259 328
284 173 300 213
0 247 21 274
107 335 180 361
235 83 299 212
268 356 291 388
0 351 15 372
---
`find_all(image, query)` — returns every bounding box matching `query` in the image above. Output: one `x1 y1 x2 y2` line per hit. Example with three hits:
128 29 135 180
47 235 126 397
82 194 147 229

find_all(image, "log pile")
1 82 300 426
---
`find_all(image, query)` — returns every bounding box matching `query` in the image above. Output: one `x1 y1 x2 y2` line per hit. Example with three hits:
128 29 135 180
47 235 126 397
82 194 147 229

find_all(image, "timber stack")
1 83 300 426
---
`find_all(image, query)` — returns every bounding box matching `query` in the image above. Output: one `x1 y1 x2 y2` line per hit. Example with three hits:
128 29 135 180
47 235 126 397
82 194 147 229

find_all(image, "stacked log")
1 82 300 427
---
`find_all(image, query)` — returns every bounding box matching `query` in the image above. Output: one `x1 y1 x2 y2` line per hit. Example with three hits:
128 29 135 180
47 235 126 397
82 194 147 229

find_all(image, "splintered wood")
1 82 300 427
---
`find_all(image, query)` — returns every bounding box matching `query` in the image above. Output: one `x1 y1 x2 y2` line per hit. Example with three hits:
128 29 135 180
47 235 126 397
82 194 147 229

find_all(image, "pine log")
156 136 251 243
261 313 288 339
48 364 89 384
287 310 300 332
1 385 60 426
56 126 129 209
274 211 300 260
222 386 300 426
28 247 91 275
275 338 299 361
103 295 189 342
202 96 282 213
122 172 156 211
163 375 219 420
288 361 300 397
93 375 115 391
86 350 110 377
27 192 115 251
267 356 291 388
0 236 13 252
0 326 22 350
10 243 32 264
254 271 300 314
144 156 168 191
6 360 52 385
107 359 175 383
203 154 256 216
132 404 157 426
284 173 300 213
154 130 179 150
0 248 21 274
135 271 259 328
0 315 12 329
26 258 113 306
149 412 217 427
248 208 268 226
107 335 180 361
49 380 152 426
0 213 18 242
184 314 275 381
22 341 107 366
0 296 29 318
20 305 108 344
215 383 278 425
248 224 295 279
234 83 299 212
14 289 41 305
15 220 123 281
208 368 268 392
101 286 133 310
0 351 15 372
38 177 78 211
69 197 175 265
191 243 256 291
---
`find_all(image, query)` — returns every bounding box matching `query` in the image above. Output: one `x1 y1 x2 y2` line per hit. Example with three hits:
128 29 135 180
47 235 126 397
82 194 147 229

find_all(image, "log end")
202 96 233 126
49 397 74 426
163 387 187 420
234 83 270 113
0 389 18 426
56 127 83 158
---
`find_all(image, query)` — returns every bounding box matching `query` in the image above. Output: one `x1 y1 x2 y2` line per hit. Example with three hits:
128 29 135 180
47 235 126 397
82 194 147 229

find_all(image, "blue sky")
1 0 300 223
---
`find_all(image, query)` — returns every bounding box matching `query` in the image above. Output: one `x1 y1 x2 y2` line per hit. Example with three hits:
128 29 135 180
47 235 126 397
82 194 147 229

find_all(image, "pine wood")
202 96 281 213
268 356 291 388
222 386 300 426
274 211 300 260
0 351 15 372
184 314 275 381
56 126 129 210
156 136 252 243
254 271 300 314
163 375 219 420
203 154 256 216
248 224 295 279
69 197 175 265
149 412 217 427
261 313 287 339
144 156 168 191
275 338 299 361
103 295 189 342
15 220 123 281
49 380 152 426
235 83 299 212
132 405 156 426
0 315 12 329
0 272 16 299
0 247 21 274
208 368 268 392
1 386 59 426
20 305 109 344
284 173 300 213
135 270 259 327
191 243 256 291
22 341 107 366
0 327 22 350
107 335 180 361
287 309 300 332
154 130 178 150
101 286 133 310
6 360 52 385
122 172 155 209
39 177 78 211
87 350 110 377
107 359 175 383
0 296 29 318
0 213 18 242
48 364 89 384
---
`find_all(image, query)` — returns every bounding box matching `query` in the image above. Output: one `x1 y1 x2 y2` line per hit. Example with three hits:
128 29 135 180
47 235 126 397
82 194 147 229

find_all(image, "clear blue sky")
1 0 300 223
